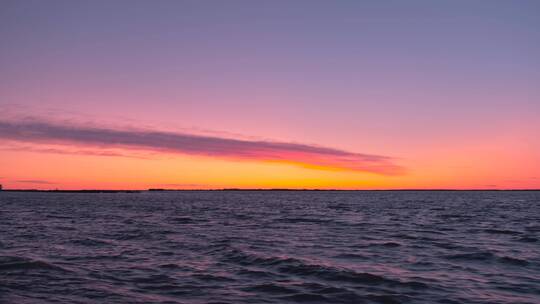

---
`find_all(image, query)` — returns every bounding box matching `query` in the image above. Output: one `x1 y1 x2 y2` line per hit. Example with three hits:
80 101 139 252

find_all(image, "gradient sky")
1 0 539 189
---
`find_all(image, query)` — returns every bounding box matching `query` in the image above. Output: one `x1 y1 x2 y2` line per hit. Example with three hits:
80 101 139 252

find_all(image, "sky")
1 0 539 190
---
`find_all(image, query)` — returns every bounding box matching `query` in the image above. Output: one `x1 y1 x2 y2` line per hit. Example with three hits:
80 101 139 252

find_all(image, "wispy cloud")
0 143 152 159
0 119 404 175
15 180 56 184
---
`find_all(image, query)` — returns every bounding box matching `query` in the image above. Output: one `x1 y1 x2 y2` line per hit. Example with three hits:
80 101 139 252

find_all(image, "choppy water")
0 191 539 304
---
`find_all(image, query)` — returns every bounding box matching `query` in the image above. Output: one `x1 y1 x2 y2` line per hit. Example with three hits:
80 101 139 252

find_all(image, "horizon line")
1 188 539 193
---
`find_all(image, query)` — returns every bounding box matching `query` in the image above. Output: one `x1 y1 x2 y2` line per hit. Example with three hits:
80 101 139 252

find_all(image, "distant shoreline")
0 189 539 193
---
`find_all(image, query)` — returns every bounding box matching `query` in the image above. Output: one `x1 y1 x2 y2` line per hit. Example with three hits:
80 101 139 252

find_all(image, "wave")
278 263 428 289
445 252 496 261
483 229 522 235
243 283 297 294
279 293 329 302
218 247 429 290
275 217 335 224
171 216 195 224
357 241 402 248
445 252 530 266
515 236 538 243
69 238 112 247
0 256 69 272
333 253 368 260
498 256 529 266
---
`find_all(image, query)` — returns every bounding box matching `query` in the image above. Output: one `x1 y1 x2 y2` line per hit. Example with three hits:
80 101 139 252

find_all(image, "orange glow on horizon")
1 137 538 190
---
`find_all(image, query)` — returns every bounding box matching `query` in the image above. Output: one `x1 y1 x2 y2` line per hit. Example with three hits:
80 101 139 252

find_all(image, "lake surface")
1 191 539 303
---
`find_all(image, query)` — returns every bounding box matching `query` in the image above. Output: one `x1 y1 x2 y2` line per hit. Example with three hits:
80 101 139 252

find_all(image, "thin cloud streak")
0 120 404 175
0 143 152 159
15 180 56 184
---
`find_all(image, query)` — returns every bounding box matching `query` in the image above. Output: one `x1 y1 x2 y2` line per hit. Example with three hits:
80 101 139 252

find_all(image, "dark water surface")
1 191 539 304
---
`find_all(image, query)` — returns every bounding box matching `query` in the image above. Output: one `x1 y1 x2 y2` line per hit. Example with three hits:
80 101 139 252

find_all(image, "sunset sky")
1 0 539 190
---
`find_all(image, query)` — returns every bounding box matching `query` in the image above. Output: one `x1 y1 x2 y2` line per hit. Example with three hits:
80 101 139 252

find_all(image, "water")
1 191 539 304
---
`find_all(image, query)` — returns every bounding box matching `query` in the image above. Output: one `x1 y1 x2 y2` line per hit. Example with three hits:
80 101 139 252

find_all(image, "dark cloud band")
0 120 403 175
